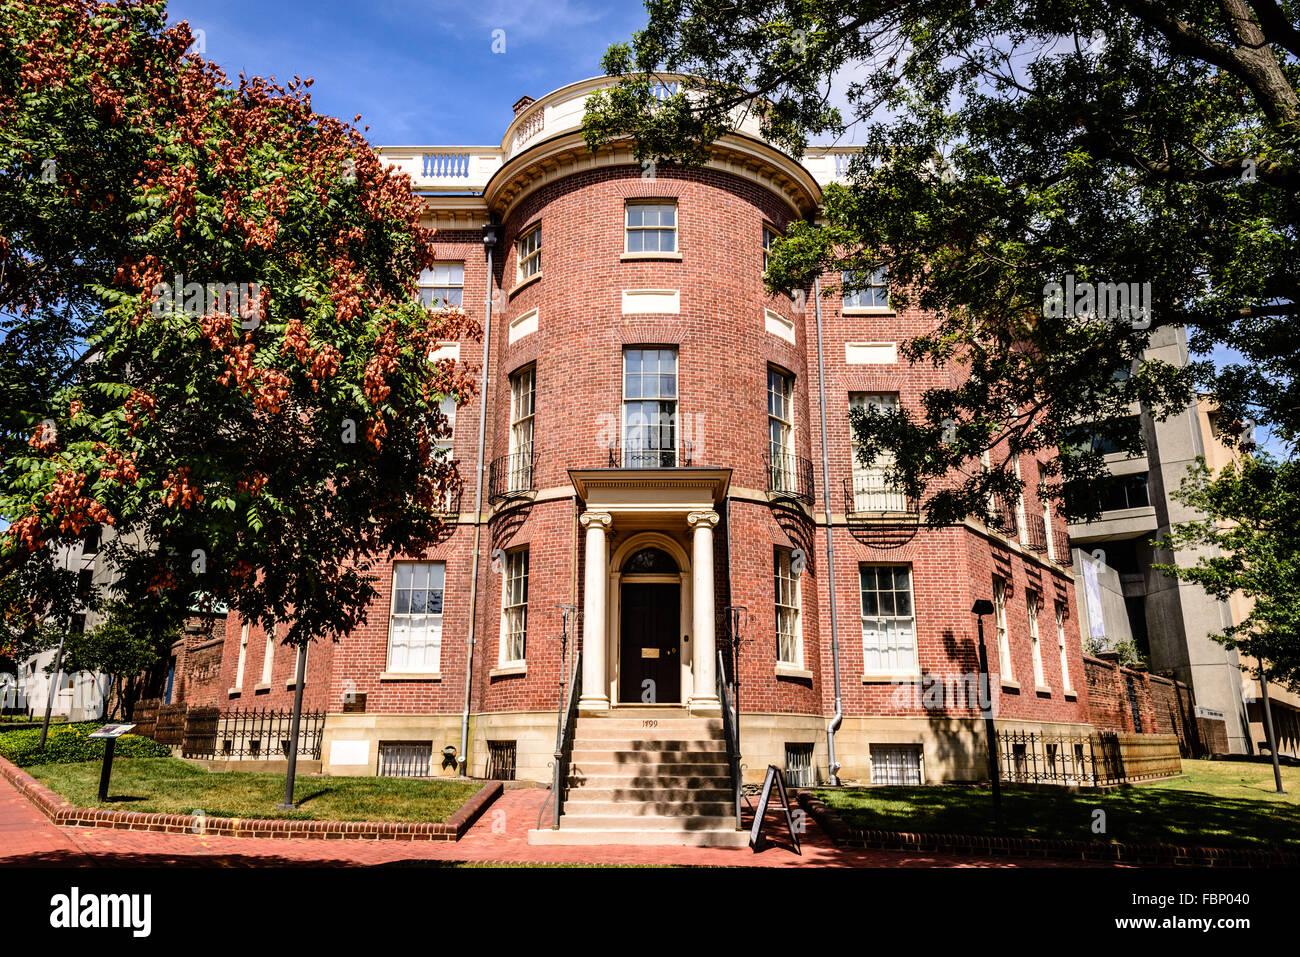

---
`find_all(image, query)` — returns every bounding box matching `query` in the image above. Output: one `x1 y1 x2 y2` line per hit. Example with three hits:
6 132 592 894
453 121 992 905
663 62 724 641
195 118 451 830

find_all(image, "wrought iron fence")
488 450 534 503
606 439 694 468
997 730 1125 785
181 707 325 760
766 452 814 504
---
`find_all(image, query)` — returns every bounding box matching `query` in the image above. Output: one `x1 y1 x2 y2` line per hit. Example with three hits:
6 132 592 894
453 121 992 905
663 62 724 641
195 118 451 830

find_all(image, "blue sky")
168 0 650 146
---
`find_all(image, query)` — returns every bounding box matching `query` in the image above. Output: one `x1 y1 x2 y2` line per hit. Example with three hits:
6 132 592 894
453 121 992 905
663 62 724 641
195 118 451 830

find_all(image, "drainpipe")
459 222 499 776
812 274 844 785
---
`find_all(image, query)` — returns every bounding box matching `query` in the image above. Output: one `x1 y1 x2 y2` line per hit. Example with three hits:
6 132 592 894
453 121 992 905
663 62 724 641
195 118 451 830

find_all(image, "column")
578 511 613 712
688 509 720 713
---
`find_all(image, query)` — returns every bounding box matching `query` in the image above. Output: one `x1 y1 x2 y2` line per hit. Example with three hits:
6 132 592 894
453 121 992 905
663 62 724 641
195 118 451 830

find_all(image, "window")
625 201 676 253
870 744 922 785
234 624 249 689
993 577 1012 680
419 263 464 308
1040 463 1056 561
1013 458 1028 546
387 562 445 672
1028 592 1046 688
774 548 802 665
768 368 795 486
623 348 678 467
508 367 535 491
785 742 815 786
1056 602 1073 692
860 564 917 674
435 395 456 460
516 225 541 281
762 225 779 272
378 742 433 778
260 622 276 685
849 393 906 511
500 550 529 664
1097 472 1151 511
843 268 888 309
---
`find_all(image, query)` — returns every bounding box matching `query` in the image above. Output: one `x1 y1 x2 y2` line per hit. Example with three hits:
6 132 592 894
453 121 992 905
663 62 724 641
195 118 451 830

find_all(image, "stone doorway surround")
569 468 730 716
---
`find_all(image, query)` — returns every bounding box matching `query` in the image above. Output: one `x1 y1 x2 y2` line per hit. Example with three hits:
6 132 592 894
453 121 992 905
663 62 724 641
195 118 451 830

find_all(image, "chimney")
512 95 536 117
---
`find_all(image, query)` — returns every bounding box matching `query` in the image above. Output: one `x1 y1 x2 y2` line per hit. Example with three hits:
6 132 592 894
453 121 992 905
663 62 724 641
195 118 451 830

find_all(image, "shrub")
0 722 171 767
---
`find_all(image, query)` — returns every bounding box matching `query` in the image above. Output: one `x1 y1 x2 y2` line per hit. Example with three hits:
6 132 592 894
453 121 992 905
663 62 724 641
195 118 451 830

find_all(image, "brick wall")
1083 654 1204 755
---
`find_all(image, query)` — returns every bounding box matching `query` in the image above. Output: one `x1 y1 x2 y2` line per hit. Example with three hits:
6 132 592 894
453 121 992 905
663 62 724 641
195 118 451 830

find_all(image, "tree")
57 603 178 719
583 1 1300 525
1 0 476 662
1157 452 1299 788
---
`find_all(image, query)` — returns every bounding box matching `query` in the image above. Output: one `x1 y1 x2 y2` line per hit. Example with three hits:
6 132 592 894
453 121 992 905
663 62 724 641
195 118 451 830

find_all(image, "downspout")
813 274 844 786
459 226 497 776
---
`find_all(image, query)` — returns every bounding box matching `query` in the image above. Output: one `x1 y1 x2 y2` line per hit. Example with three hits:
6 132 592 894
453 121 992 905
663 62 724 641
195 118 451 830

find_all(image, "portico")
569 469 731 716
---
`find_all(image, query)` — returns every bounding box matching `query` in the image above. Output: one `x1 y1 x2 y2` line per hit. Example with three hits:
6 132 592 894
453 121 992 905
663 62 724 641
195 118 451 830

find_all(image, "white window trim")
859 563 919 678
499 549 529 665
508 366 535 467
260 621 276 685
624 200 678 255
232 624 249 691
385 561 446 674
1056 603 1075 694
774 547 803 667
849 393 907 512
768 368 795 480
842 268 891 313
1028 592 1047 690
516 224 541 284
621 347 679 467
418 262 465 309
994 577 1013 682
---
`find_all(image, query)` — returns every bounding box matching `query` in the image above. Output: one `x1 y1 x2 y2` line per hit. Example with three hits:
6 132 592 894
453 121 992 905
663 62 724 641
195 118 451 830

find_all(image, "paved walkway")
0 772 1109 868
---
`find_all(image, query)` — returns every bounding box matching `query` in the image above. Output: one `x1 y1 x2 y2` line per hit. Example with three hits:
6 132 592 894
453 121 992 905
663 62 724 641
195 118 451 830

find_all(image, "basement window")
486 740 517 780
785 743 815 787
378 741 434 778
869 744 922 785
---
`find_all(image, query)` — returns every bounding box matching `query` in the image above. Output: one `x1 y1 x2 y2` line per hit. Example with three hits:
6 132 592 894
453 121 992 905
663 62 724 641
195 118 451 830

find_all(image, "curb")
0 753 502 842
795 790 1299 868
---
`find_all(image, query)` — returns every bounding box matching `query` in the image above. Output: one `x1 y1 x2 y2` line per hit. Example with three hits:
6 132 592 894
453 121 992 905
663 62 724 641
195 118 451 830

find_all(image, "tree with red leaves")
0 0 477 664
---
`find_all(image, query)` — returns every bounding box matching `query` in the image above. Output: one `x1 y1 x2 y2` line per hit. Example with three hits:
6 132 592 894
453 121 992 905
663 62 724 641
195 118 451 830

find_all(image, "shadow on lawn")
821 784 1300 849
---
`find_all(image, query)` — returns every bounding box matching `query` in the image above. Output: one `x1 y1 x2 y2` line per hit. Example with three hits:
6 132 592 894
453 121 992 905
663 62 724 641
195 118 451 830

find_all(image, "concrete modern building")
1068 325 1299 757
208 76 1094 843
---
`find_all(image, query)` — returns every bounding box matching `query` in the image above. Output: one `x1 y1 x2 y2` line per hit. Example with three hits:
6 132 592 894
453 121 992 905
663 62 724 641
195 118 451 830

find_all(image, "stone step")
557 813 740 831
567 766 729 783
569 747 729 764
564 790 738 806
575 716 722 732
527 827 750 848
570 736 727 751
573 726 725 742
561 800 736 818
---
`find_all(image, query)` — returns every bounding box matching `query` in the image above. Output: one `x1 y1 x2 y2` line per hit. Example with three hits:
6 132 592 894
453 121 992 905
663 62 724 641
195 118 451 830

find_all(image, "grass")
815 759 1300 852
29 757 484 823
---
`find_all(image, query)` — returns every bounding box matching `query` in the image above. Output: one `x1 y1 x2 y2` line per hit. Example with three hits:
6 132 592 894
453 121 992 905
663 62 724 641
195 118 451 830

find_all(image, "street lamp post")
276 641 308 810
971 599 1003 827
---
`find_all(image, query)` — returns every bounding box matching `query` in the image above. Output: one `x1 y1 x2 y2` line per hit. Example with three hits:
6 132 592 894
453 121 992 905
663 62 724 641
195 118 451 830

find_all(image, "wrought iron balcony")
1023 511 1049 553
1052 526 1073 566
605 440 694 468
765 452 814 504
843 473 918 518
989 494 1019 536
488 449 534 504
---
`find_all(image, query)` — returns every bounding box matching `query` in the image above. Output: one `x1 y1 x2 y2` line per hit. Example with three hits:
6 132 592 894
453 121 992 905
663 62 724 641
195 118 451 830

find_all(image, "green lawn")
816 759 1300 851
30 757 483 823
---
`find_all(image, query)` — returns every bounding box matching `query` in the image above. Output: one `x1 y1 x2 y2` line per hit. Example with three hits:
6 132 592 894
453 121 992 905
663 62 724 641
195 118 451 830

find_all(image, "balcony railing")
606 440 694 468
844 473 918 517
766 452 814 505
1052 526 1073 566
488 449 534 504
989 494 1019 536
1023 511 1049 553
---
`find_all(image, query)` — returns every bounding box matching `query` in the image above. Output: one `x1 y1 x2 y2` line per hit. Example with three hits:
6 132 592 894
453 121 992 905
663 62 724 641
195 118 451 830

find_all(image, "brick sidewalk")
0 770 1110 868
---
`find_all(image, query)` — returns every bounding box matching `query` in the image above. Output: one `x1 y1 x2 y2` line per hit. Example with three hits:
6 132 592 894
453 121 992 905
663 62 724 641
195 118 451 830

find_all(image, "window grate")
378 741 434 778
486 740 517 780
785 743 815 787
869 744 922 785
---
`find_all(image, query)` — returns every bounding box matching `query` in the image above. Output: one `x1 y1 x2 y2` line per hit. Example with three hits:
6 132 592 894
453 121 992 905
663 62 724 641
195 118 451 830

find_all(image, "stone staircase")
527 709 748 846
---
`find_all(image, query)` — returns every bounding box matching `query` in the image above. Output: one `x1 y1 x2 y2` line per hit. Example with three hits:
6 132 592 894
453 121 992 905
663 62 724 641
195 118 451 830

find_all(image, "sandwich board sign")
749 764 801 854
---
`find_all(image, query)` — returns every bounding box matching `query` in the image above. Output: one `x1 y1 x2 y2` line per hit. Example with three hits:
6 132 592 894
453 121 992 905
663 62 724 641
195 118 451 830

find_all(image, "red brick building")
215 77 1093 798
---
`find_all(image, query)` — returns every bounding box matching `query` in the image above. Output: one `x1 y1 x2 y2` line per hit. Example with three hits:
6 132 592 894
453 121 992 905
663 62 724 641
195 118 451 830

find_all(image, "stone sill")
379 672 442 682
1034 685 1053 696
620 251 683 262
227 688 242 698
862 672 921 684
490 664 527 678
508 271 542 297
776 665 814 681
1001 679 1021 692
254 683 271 693
841 306 895 316
1064 689 1078 700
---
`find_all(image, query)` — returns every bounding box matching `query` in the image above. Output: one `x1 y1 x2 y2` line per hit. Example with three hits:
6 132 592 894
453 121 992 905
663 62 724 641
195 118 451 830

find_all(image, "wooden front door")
618 582 681 704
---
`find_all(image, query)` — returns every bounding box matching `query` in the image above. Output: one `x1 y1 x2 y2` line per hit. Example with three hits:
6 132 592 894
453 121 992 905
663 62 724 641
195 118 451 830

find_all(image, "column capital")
579 510 613 530
686 509 720 530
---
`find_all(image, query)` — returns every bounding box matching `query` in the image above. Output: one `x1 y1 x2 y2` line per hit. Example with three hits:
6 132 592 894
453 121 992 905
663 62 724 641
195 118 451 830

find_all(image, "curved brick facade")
216 79 1091 785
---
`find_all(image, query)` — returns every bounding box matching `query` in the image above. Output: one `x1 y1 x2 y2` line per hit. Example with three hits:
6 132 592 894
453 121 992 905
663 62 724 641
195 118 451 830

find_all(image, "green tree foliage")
584 1 1299 526
1157 455 1300 691
1 1 477 661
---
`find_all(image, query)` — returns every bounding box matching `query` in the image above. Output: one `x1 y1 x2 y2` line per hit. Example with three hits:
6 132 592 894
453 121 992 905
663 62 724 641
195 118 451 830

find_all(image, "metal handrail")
488 449 534 503
543 649 582 830
717 649 742 830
